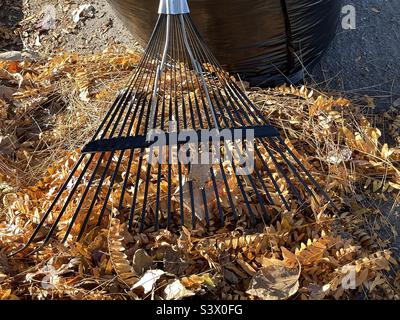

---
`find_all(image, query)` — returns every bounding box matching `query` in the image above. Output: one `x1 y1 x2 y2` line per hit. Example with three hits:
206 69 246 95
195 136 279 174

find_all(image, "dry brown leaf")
247 258 300 300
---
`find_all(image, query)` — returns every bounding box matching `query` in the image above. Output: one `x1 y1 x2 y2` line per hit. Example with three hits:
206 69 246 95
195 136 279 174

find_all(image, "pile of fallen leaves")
0 47 400 300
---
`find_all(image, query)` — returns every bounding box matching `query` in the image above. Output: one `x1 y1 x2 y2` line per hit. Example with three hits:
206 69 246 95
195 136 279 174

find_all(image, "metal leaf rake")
13 0 337 255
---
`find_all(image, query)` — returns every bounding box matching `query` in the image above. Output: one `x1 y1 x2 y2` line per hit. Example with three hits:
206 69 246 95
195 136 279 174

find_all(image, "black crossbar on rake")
13 0 337 255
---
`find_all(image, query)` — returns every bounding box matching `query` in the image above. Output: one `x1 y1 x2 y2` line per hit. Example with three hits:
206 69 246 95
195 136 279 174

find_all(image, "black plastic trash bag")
107 0 341 86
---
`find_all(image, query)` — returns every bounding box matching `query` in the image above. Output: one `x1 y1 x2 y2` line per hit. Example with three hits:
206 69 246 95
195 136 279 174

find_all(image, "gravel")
312 0 400 111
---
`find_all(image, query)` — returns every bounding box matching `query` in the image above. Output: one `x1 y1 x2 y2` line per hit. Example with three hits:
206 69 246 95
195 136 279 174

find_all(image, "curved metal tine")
140 150 155 232
218 161 237 219
214 119 271 223
128 93 161 232
267 137 316 201
184 23 271 223
118 93 147 209
62 153 105 243
183 19 260 224
221 79 308 205
21 23 166 254
211 82 300 207
125 93 156 232
254 143 291 211
152 22 173 229
17 78 145 254
128 149 144 231
77 88 143 241
167 142 172 226
153 71 168 231
201 188 210 227
83 44 162 236
160 18 184 227
210 167 224 225
80 68 148 233
90 94 145 233
183 25 301 209
221 85 305 203
117 37 164 207
179 20 226 226
175 15 199 228
9 155 86 256
193 83 260 223
95 77 150 228
140 92 162 232
217 78 334 209
176 15 218 228
207 87 273 221
92 15 165 141
176 104 185 226
179 14 219 132
140 14 175 231
124 17 169 231
29 157 99 253
62 15 167 242
27 154 99 253
147 14 171 141
194 38 305 206
200 80 277 211
277 136 339 211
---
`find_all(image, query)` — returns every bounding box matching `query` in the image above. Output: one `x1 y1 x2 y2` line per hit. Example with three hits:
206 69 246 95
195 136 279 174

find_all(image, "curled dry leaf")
131 269 165 295
132 249 153 276
164 280 195 300
247 258 300 300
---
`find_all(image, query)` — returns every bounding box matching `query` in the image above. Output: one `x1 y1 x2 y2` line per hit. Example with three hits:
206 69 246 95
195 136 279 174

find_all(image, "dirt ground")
0 0 136 55
312 0 400 112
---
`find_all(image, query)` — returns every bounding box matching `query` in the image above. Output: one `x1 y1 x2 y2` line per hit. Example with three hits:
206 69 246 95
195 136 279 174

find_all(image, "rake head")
14 0 337 255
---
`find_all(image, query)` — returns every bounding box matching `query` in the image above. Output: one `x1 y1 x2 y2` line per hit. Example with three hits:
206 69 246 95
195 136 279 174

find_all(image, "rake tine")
184 25 274 223
153 100 168 230
186 180 196 228
128 149 144 231
117 94 146 210
210 167 224 225
120 93 151 212
166 151 172 227
218 161 238 219
166 98 173 227
212 73 305 204
112 22 167 209
154 161 162 230
268 137 314 198
140 155 154 232
76 151 116 240
33 153 95 249
187 60 270 224
277 136 339 211
258 138 303 203
62 153 105 243
254 144 291 211
9 155 86 256
140 91 161 231
129 98 155 231
175 20 198 229
127 21 167 230
201 187 210 227
98 92 149 227
96 151 124 226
